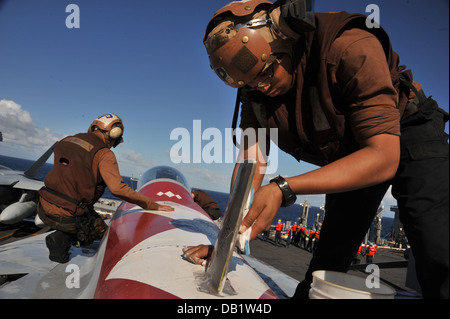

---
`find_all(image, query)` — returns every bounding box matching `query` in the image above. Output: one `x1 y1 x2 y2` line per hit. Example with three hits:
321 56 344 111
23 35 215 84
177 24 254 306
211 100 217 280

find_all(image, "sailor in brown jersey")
186 0 449 298
38 113 173 263
191 189 222 220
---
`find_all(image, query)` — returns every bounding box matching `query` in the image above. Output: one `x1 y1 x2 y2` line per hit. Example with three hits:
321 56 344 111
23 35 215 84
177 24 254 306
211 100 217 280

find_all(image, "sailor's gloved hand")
182 244 214 267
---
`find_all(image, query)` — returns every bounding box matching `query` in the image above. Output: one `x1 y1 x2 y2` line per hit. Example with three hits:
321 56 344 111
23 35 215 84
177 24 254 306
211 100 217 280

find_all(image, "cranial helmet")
203 0 315 88
88 113 124 146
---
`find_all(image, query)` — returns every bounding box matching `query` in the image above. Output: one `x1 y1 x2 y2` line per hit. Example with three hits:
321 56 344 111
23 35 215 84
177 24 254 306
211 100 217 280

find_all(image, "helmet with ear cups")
88 113 124 142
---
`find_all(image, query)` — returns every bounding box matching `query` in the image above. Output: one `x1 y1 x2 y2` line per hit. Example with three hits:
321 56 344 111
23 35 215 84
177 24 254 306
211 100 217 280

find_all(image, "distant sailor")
38 113 173 263
275 219 283 246
191 189 222 220
365 243 377 264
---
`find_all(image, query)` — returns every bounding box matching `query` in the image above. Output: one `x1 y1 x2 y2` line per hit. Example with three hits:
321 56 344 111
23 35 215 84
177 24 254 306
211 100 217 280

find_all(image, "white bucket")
309 270 396 299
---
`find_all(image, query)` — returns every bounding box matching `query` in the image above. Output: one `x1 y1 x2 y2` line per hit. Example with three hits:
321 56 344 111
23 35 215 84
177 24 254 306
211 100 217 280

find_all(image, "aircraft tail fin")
24 142 56 178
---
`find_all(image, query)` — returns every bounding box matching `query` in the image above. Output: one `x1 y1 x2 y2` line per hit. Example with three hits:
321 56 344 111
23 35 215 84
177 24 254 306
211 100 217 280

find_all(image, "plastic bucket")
309 270 396 299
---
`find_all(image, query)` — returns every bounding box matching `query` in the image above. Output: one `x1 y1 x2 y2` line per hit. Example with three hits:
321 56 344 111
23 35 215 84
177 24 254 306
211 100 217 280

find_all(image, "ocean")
0 154 394 241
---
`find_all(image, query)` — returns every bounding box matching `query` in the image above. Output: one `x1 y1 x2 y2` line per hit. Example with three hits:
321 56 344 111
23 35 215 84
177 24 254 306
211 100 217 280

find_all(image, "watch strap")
269 175 296 207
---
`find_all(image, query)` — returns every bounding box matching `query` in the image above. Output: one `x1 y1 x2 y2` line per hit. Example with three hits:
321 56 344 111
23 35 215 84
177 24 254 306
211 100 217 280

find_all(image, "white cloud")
0 99 61 153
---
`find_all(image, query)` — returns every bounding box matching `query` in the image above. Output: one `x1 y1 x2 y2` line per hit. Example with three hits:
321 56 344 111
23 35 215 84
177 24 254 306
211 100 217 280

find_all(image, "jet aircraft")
0 143 55 225
0 163 298 298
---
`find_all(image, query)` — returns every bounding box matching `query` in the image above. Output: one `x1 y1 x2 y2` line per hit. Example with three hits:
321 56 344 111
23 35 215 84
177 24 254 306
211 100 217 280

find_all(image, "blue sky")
0 0 448 212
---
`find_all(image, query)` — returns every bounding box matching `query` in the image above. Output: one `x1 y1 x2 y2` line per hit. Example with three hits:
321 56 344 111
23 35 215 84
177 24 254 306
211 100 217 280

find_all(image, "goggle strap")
235 18 269 30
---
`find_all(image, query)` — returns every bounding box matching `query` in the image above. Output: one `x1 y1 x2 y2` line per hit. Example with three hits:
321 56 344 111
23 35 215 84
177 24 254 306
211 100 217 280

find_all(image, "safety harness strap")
40 186 87 209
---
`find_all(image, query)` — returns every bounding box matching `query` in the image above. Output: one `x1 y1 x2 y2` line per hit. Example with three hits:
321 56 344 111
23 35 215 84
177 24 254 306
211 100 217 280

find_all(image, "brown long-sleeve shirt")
94 148 158 209
192 190 219 209
241 28 421 149
41 133 158 218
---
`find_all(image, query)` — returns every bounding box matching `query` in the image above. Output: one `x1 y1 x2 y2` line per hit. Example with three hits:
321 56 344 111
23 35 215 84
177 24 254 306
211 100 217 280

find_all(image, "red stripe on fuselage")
94 180 209 298
95 278 179 299
93 212 175 298
260 289 278 299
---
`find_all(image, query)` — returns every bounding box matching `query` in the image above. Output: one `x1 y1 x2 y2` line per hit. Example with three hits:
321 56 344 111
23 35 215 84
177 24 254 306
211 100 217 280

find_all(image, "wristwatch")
269 175 296 207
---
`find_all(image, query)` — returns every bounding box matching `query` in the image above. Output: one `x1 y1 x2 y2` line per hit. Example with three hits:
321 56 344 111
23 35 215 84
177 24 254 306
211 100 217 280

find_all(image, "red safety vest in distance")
367 247 377 256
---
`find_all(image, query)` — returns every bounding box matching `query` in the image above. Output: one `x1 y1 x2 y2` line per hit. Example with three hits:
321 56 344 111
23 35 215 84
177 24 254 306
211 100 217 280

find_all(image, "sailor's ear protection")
89 125 122 139
109 126 123 139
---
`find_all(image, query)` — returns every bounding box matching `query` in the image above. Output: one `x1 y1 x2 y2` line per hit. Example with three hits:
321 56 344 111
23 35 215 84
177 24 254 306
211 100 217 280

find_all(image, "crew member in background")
306 227 315 252
191 189 222 220
198 0 448 299
298 224 307 248
291 222 299 246
352 245 364 265
275 219 284 246
38 113 173 263
313 227 320 252
285 222 295 248
365 243 377 264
